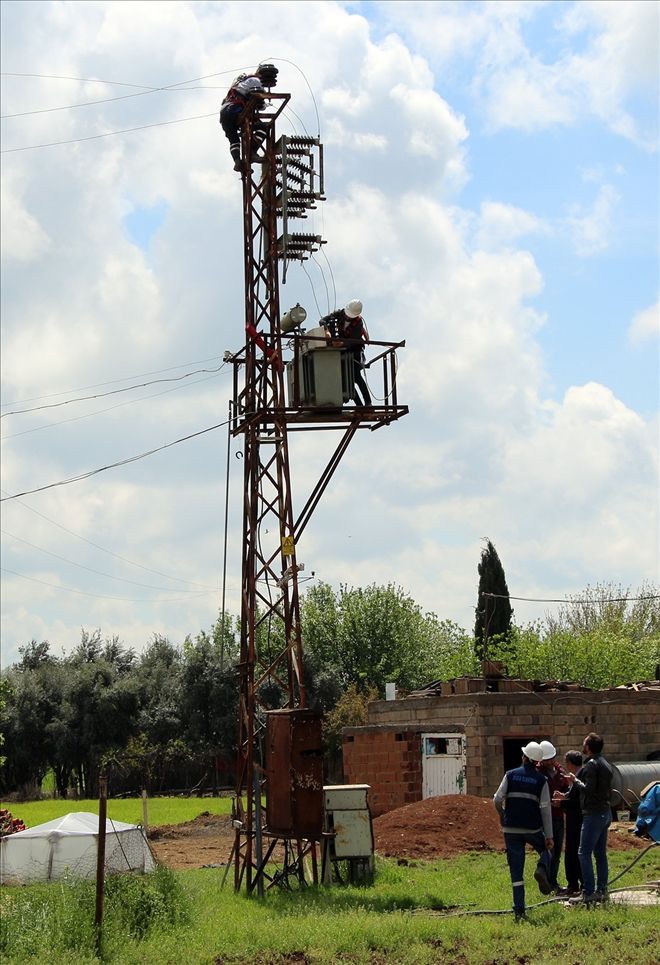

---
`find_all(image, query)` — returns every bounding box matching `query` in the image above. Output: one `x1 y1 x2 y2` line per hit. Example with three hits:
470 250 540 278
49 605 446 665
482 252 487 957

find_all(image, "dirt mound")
372 796 650 860
149 811 232 840
373 795 503 859
145 801 650 870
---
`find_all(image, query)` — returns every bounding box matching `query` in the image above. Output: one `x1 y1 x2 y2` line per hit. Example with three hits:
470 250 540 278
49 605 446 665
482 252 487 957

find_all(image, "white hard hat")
344 299 363 318
521 741 544 762
540 740 557 760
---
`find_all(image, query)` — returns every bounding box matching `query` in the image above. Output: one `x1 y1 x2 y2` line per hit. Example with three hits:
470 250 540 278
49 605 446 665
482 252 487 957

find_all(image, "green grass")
2 846 659 964
4 796 233 829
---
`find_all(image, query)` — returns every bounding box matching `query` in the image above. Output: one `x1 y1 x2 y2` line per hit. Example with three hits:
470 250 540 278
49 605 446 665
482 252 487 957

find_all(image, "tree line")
1 576 658 800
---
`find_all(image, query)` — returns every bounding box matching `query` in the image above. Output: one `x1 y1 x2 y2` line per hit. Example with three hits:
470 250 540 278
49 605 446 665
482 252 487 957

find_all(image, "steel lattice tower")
228 89 408 894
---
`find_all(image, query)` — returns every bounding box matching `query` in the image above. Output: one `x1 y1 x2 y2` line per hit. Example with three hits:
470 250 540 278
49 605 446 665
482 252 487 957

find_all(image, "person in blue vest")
494 741 554 920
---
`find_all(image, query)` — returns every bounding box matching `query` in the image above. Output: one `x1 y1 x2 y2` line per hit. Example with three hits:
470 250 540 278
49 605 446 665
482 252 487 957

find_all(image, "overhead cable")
1 354 223 408
2 363 227 417
1 529 215 593
1 111 217 154
1 566 215 603
0 420 228 502
2 373 225 439
2 491 219 589
482 592 660 603
0 64 250 118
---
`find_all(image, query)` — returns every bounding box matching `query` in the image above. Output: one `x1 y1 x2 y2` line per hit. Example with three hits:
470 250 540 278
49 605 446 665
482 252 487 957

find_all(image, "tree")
301 582 437 694
474 540 513 661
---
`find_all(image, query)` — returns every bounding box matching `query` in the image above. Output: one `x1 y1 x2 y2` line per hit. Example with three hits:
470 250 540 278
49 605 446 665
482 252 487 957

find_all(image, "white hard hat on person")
521 741 544 762
344 299 363 318
539 740 557 760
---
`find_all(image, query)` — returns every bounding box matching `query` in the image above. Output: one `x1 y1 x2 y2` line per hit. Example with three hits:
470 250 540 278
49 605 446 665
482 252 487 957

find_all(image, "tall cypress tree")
474 540 513 661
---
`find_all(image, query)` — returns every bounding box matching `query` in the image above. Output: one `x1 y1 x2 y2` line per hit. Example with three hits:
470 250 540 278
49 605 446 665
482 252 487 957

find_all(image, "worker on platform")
219 65 272 171
493 741 554 921
321 299 372 406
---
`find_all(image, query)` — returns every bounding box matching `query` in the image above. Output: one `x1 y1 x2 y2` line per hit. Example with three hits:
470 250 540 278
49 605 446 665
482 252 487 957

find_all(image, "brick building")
342 680 660 817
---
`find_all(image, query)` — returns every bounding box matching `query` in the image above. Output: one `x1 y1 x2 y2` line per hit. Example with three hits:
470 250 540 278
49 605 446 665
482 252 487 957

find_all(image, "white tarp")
0 811 155 884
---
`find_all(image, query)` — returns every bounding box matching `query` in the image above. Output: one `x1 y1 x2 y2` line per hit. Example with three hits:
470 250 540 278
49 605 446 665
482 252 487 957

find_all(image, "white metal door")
422 734 466 798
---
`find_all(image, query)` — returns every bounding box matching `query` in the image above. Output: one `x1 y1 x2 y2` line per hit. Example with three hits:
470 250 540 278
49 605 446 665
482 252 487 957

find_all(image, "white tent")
0 811 155 885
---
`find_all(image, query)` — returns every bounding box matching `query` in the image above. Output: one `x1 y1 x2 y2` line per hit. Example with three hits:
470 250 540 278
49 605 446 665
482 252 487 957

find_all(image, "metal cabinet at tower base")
323 784 374 883
422 734 467 798
265 709 324 839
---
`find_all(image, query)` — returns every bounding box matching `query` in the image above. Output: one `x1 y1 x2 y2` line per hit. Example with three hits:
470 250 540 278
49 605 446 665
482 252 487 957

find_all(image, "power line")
1 566 216 603
2 492 219 589
1 529 216 593
0 354 223 407
0 420 228 502
1 111 217 154
1 363 227 417
2 373 225 440
482 592 660 603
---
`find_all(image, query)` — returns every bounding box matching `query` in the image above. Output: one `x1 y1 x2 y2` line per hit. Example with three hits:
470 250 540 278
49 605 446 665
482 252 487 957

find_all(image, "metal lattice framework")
228 92 408 894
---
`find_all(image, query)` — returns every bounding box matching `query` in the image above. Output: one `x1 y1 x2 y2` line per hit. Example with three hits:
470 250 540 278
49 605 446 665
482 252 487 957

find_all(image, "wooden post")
141 788 149 837
95 773 108 957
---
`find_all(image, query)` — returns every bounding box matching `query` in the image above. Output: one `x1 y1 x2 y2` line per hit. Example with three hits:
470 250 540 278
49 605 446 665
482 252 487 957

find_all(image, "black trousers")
220 106 267 158
348 353 371 406
564 817 583 890
550 814 564 887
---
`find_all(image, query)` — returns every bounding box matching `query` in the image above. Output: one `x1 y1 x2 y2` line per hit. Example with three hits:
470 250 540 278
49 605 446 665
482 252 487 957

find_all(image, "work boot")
534 862 552 895
514 909 529 922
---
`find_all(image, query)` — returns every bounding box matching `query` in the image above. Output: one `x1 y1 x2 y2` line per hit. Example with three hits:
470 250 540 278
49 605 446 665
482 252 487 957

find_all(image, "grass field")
6 796 233 829
2 807 659 965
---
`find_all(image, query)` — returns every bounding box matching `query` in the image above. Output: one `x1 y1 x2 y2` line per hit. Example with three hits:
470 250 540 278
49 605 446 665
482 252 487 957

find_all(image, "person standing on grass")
553 750 584 896
566 732 613 906
537 740 571 890
493 741 554 921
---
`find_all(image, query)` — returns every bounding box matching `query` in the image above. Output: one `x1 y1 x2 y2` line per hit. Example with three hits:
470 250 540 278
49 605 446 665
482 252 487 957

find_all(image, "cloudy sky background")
1 0 658 667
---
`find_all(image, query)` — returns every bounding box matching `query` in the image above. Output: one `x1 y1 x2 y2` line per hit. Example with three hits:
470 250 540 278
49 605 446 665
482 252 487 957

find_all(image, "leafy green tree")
180 630 238 792
491 583 660 688
301 582 438 693
474 540 513 661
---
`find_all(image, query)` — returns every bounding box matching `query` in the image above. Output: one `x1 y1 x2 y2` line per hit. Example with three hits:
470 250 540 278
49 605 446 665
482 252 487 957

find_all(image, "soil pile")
146 800 649 870
373 795 503 859
372 796 649 860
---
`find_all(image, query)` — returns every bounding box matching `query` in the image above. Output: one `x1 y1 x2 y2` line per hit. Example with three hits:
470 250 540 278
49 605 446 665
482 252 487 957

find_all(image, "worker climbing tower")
227 71 408 894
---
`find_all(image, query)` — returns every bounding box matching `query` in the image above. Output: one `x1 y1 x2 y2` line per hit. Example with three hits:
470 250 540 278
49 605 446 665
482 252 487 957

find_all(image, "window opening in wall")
501 736 548 771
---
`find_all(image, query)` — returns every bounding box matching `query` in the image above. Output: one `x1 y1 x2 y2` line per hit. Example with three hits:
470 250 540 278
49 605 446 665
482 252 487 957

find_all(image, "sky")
1 0 658 668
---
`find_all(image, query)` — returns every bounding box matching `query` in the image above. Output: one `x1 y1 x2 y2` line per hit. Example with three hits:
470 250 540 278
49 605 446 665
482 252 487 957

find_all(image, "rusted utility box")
265 709 324 839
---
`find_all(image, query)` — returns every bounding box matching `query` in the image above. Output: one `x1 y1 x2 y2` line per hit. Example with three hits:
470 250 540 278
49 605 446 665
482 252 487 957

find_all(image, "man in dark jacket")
566 732 613 904
554 750 584 895
494 741 554 920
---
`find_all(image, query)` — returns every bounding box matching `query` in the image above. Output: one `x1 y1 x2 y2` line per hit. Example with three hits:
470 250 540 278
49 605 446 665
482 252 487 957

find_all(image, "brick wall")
342 690 659 814
342 727 423 817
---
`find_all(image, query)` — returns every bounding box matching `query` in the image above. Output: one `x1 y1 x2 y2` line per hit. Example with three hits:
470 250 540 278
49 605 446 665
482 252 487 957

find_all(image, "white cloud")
0 1 656 665
476 201 548 249
629 300 660 345
566 183 620 256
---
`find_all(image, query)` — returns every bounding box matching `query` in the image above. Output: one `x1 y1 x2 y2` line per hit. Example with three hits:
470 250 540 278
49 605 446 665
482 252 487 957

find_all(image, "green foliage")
0 867 190 960
2 850 659 964
302 582 448 693
13 795 233 829
490 583 660 687
323 682 378 759
474 540 513 661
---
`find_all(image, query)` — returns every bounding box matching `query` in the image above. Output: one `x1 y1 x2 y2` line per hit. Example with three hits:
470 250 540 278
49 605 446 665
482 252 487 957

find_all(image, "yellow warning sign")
281 535 295 557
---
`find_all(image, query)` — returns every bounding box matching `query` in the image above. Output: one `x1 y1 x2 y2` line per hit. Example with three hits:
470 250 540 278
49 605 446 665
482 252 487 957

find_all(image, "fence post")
95 773 108 956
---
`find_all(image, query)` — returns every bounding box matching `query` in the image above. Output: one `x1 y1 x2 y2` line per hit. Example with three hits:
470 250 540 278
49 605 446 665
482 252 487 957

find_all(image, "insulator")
257 63 278 88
